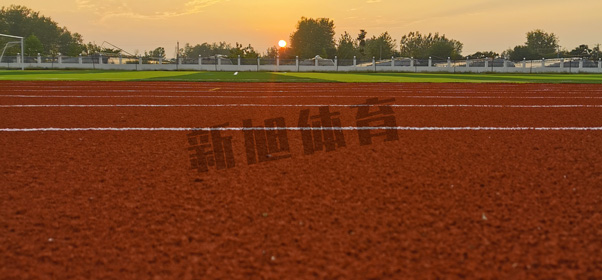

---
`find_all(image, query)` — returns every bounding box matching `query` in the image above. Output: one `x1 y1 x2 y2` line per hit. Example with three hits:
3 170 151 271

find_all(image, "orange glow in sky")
5 0 602 58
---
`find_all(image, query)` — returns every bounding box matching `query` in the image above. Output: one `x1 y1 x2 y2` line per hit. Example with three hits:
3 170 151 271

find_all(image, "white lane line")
2 104 602 108
3 127 602 132
3 95 602 99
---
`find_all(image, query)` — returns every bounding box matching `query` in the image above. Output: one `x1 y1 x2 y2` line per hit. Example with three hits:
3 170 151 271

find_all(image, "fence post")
447 57 451 68
333 56 337 71
238 55 241 66
138 56 142 65
503 58 507 69
599 58 601 69
199 55 202 66
159 57 163 64
353 56 356 66
391 56 394 67
37 53 41 64
484 58 488 68
78 54 82 64
277 55 280 67
119 54 122 65
257 57 260 67
466 58 470 68
315 55 319 67
541 58 545 68
99 54 103 65
17 53 21 64
179 57 183 66
410 57 414 67
560 58 564 69
522 58 526 68
428 57 432 67
296 56 299 68
579 58 583 69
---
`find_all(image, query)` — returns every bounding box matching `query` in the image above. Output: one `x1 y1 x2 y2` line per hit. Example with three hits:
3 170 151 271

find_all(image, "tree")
0 5 85 55
336 32 357 59
525 29 559 58
265 46 278 58
229 43 258 59
399 31 463 59
82 42 101 55
569 44 592 58
427 41 456 59
592 44 601 60
400 32 429 58
509 45 538 61
183 42 231 58
24 34 43 56
289 17 336 59
507 29 560 60
183 43 212 57
365 32 396 60
58 30 84 56
356 29 367 57
145 47 166 58
82 42 120 56
467 51 500 59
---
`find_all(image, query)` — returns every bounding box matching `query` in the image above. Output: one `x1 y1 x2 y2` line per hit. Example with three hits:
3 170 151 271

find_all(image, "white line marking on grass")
3 127 602 132
2 104 602 108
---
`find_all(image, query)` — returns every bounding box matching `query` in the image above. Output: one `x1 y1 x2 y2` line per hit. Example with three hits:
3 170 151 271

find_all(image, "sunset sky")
5 0 602 57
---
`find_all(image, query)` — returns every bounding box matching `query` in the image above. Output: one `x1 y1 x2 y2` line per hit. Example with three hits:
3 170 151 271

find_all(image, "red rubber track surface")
1 81 602 279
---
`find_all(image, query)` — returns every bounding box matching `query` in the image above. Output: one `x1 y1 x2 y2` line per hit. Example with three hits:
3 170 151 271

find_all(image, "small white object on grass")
234 72 238 75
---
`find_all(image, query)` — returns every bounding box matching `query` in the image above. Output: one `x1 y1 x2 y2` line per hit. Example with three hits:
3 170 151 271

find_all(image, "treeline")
1 5 84 56
281 17 600 61
181 42 259 59
0 6 129 56
0 5 118 56
0 5 260 60
2 5 600 61
504 29 601 60
278 17 464 60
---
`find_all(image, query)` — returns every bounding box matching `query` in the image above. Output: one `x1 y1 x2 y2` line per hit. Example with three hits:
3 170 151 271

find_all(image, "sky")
4 0 602 58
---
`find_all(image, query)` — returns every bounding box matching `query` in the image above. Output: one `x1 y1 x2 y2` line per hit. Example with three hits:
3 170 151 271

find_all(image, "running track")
1 81 602 279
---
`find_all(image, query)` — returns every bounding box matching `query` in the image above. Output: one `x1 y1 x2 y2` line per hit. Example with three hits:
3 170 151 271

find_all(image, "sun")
278 40 287 48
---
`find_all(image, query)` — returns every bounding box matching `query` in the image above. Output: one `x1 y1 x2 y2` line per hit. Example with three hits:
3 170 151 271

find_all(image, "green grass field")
1 70 602 83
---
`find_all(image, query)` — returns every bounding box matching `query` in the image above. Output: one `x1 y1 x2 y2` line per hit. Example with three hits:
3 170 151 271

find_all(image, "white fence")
1 54 601 73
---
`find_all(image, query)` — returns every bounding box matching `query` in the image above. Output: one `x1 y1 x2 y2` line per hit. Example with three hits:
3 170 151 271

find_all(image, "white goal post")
0 33 24 70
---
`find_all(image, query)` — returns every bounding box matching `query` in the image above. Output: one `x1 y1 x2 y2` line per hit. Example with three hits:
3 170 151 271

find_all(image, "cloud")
75 0 95 9
184 0 224 13
76 0 225 21
370 0 570 29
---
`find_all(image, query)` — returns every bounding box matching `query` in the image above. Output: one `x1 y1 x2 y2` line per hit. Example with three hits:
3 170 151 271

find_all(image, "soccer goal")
0 33 24 70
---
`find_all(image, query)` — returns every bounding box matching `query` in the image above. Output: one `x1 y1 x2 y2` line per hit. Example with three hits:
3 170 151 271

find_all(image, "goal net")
0 33 24 70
